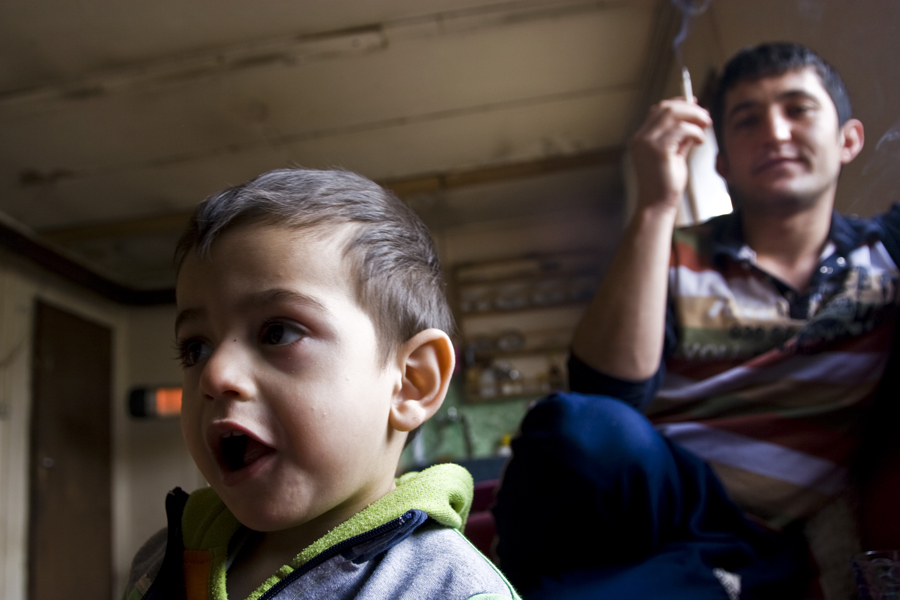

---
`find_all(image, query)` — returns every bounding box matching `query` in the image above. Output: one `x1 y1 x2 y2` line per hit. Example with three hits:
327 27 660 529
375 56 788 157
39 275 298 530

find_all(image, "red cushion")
472 479 500 512
465 479 501 562
465 511 498 562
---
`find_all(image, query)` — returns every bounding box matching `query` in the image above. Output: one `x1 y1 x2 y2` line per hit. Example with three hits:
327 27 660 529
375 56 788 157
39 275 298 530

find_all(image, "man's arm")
571 99 711 381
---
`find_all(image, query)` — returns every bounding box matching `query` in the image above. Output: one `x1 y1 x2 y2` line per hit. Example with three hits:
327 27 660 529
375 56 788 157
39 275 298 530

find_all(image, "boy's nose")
199 342 255 401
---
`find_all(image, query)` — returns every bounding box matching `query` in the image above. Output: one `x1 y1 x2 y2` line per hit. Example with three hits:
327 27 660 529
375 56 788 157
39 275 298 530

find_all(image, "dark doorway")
28 301 112 600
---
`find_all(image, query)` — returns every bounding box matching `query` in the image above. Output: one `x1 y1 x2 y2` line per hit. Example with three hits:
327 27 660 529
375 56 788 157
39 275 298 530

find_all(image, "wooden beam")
40 212 194 245
0 221 174 305
41 146 624 244
443 147 622 189
22 145 624 305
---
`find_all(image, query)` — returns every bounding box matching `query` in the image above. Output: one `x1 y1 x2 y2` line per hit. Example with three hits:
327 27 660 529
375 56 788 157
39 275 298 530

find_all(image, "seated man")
493 42 900 598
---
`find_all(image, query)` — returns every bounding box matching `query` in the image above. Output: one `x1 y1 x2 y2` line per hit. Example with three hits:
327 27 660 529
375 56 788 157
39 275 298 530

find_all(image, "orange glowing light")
155 388 182 416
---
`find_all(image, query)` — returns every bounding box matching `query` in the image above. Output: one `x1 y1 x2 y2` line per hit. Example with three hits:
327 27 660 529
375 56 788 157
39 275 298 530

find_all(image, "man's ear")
840 118 865 165
389 329 455 433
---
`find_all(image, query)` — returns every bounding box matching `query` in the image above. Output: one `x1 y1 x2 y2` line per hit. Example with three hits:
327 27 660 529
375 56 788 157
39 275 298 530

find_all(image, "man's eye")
177 339 211 368
261 322 304 346
733 115 758 129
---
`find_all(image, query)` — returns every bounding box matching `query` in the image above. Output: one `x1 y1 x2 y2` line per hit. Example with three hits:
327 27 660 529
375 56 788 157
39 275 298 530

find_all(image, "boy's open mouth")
219 431 275 473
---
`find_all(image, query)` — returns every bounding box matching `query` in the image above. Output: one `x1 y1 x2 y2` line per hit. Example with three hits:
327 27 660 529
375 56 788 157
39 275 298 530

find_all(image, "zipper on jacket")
257 511 418 600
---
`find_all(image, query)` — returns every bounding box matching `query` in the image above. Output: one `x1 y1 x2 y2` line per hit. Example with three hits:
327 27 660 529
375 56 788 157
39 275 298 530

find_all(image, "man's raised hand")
630 98 712 213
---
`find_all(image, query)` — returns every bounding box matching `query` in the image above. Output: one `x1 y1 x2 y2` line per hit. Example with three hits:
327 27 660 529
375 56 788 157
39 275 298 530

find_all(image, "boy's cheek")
181 420 216 483
179 407 203 453
267 353 306 375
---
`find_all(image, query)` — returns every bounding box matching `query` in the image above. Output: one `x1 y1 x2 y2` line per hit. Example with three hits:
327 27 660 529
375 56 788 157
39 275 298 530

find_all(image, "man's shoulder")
674 213 725 240
832 204 900 264
671 212 737 269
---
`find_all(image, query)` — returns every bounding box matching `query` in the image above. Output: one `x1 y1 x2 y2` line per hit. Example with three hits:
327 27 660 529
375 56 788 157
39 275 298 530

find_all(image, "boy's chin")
208 478 322 534
217 493 298 533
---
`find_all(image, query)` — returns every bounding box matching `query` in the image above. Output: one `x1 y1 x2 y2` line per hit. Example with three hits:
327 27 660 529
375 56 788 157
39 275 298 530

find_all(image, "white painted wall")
0 248 125 600
0 249 199 599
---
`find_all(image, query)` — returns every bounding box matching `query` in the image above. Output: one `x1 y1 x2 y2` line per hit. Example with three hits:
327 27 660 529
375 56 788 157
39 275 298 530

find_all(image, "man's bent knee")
519 392 670 477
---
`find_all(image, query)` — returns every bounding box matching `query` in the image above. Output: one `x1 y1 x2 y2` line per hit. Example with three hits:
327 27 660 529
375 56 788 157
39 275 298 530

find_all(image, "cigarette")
681 66 694 103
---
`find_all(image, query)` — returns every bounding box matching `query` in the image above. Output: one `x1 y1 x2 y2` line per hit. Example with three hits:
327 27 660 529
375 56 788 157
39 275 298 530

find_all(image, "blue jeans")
492 393 811 599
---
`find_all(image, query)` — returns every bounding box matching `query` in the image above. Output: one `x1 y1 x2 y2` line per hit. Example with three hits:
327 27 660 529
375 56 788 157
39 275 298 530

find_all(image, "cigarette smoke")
856 120 900 211
671 0 712 67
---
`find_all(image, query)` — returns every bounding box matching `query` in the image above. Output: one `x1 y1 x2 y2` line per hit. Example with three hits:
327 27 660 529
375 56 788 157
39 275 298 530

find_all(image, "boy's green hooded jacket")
124 464 519 600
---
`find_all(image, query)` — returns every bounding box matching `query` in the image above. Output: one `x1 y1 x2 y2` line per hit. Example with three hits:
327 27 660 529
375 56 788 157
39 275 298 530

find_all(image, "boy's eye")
260 321 305 346
177 339 211 368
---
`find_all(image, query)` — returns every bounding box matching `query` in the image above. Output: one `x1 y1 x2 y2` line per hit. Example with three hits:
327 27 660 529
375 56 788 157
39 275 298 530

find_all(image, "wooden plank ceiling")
1 0 898 291
0 0 663 288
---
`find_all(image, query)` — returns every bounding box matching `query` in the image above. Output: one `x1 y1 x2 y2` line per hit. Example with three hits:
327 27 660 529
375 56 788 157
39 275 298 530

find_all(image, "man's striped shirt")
572 207 900 527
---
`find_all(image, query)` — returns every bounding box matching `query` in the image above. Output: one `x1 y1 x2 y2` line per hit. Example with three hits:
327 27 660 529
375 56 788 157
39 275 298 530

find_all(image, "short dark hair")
712 42 852 148
175 168 454 364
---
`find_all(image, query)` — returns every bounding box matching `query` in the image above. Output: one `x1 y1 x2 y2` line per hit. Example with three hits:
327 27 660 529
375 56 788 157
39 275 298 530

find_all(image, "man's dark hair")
175 168 455 365
712 42 852 148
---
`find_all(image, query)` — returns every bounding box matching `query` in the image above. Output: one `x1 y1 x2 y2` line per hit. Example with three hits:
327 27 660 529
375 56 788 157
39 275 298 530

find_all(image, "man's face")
716 67 863 214
175 223 401 537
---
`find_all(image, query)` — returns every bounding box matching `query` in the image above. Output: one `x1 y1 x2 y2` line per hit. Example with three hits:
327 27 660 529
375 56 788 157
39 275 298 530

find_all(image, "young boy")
123 169 519 600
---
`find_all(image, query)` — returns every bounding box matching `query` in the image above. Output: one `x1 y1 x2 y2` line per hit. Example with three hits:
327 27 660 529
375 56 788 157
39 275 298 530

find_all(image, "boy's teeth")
223 431 245 439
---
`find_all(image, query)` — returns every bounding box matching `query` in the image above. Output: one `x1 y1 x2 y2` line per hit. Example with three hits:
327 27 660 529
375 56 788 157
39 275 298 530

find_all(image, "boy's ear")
389 329 455 433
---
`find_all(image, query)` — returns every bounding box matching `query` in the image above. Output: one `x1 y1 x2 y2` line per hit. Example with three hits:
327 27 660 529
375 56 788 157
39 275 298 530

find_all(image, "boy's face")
175 223 403 535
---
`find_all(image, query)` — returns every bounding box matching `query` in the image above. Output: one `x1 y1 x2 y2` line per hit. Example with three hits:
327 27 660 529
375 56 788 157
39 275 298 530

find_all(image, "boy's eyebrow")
175 308 204 334
174 290 329 334
241 288 330 314
727 89 821 121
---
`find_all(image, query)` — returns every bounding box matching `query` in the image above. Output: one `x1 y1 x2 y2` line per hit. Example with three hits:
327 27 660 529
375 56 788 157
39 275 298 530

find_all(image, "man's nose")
199 341 255 401
765 108 792 143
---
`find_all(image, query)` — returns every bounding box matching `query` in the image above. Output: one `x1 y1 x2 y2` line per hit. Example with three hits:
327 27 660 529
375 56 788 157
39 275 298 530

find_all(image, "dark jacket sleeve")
567 296 678 411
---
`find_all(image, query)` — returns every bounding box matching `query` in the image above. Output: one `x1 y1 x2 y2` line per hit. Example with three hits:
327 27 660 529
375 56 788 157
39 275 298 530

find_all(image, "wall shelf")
452 250 600 403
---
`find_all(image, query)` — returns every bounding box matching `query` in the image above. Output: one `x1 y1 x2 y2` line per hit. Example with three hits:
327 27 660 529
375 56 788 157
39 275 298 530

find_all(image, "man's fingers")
627 97 712 209
639 98 712 135
665 121 708 155
634 116 707 159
